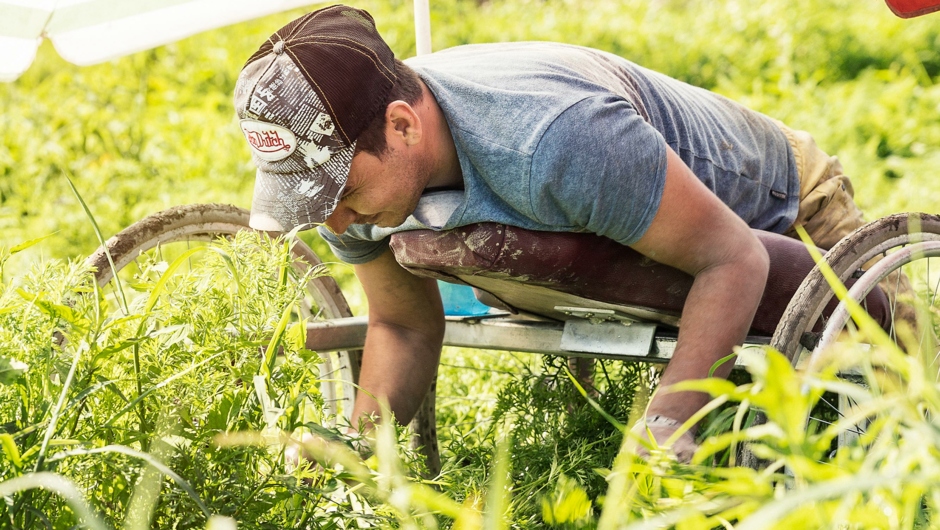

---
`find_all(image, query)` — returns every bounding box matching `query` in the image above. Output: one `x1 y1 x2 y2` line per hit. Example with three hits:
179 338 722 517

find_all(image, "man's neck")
417 82 464 191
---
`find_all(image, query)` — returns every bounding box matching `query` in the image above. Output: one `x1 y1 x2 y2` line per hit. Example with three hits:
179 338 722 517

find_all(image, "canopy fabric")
885 0 940 17
0 0 323 82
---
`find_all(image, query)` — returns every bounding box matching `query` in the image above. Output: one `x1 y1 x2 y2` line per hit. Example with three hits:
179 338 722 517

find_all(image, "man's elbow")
743 235 771 290
702 231 769 283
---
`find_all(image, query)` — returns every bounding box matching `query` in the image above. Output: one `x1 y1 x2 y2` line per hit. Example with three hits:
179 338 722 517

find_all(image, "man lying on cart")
234 5 911 463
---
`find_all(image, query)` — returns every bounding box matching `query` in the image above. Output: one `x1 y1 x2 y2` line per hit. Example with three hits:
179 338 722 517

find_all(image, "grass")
2 206 940 529
2 0 940 527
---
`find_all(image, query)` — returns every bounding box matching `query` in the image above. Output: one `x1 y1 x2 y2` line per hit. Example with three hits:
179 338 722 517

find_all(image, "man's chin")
374 215 407 228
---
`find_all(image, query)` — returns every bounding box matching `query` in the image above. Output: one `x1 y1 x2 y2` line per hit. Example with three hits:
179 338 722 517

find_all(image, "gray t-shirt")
319 42 799 264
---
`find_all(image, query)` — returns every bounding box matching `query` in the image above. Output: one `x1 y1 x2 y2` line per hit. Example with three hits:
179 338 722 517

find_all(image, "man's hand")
350 249 446 430
631 147 770 434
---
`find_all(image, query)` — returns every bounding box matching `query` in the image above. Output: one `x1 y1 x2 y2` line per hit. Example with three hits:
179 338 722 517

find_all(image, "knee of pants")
795 178 866 250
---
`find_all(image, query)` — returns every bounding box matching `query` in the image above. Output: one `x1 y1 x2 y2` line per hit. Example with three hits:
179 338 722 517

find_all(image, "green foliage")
486 358 646 526
541 474 593 528
0 233 408 528
3 0 940 280
2 0 940 527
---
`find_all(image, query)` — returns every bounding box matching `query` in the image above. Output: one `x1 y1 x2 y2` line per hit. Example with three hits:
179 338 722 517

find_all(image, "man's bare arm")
631 147 770 425
350 249 445 429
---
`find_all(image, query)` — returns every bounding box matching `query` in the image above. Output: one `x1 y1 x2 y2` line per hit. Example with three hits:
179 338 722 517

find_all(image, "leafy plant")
2 0 940 527
0 232 416 528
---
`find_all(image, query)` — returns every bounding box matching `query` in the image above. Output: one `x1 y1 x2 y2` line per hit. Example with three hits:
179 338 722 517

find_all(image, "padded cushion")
389 223 891 338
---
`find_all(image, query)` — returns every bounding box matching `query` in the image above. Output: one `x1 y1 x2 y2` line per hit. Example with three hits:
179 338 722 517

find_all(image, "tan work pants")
774 121 916 332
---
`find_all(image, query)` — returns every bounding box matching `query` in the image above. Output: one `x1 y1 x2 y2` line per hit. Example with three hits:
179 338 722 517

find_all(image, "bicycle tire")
767 212 940 453
771 212 940 362
86 203 362 427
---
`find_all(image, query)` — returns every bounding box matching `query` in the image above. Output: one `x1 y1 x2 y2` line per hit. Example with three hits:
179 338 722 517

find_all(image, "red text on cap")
240 119 297 162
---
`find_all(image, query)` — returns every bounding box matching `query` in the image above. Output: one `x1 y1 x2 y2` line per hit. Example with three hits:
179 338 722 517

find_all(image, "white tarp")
0 0 324 82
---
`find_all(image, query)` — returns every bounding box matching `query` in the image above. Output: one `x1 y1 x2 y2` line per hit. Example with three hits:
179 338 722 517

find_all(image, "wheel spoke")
768 213 940 463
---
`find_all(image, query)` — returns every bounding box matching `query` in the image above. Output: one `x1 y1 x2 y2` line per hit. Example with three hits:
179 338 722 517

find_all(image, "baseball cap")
234 5 396 232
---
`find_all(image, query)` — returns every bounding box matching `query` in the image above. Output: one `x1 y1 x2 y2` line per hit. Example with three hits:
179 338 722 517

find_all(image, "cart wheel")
768 212 940 451
86 203 361 433
772 212 940 360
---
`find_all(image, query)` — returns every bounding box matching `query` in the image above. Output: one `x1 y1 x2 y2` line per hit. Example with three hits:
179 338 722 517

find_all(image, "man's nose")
324 207 356 235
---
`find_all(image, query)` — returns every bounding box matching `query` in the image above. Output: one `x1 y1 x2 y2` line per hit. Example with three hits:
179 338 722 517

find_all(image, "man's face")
322 145 427 235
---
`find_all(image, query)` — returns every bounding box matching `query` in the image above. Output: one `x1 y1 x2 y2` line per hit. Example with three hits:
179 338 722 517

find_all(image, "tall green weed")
2 0 938 272
0 233 413 528
2 0 940 527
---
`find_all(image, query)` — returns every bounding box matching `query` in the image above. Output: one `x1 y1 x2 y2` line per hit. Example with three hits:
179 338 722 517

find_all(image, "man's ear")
385 101 421 146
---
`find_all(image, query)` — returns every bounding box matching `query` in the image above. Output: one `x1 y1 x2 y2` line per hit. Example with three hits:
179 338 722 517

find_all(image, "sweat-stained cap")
234 5 396 232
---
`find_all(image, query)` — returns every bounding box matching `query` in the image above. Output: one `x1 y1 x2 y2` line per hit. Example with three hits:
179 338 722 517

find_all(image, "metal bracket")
560 320 657 357
554 306 638 325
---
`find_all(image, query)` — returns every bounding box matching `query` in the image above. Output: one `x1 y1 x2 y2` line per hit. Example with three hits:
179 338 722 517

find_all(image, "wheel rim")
89 204 359 427
810 241 940 363
770 213 940 455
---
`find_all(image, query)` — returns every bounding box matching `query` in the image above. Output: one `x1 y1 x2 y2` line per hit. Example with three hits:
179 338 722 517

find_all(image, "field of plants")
2 0 940 527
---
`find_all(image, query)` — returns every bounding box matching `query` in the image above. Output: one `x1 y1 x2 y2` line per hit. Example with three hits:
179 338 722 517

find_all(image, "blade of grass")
0 433 23 469
10 232 58 254
62 168 129 315
0 472 111 530
482 436 510 530
48 444 211 518
795 226 898 367
102 352 223 428
563 366 625 432
262 300 294 379
33 338 86 472
141 246 206 315
736 471 915 530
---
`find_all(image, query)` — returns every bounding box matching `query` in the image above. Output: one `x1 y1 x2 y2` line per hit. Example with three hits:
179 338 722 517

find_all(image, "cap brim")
248 143 353 232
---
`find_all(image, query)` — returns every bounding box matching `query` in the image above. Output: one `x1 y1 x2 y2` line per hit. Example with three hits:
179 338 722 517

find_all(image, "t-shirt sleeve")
529 95 668 245
316 225 391 265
